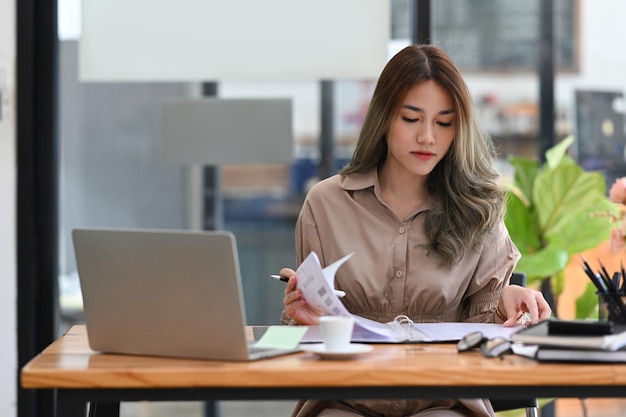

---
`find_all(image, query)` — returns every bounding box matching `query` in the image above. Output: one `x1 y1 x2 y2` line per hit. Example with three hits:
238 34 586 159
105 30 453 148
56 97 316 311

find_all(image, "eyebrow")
402 104 455 115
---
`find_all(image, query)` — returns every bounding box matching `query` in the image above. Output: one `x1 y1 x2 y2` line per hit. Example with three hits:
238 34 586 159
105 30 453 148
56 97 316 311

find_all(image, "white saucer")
300 343 373 360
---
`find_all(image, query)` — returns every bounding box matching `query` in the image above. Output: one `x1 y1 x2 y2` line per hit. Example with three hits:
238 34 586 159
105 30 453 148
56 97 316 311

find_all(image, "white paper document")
296 251 353 316
296 251 521 344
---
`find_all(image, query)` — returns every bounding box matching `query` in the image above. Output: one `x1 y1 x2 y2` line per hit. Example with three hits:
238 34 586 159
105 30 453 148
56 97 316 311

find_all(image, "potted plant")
504 135 618 317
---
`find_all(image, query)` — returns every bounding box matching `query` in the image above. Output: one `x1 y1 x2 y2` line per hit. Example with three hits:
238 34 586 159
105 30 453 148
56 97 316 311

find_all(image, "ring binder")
389 315 422 341
294 251 520 344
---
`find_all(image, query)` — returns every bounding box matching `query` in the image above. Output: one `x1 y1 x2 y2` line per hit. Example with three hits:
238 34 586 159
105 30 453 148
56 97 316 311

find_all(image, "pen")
581 257 626 320
580 258 621 320
598 259 613 288
581 260 607 293
613 272 621 292
269 275 346 298
270 274 290 283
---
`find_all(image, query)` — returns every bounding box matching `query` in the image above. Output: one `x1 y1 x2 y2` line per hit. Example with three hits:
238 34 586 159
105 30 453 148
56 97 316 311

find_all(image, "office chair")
491 398 538 417
489 272 539 417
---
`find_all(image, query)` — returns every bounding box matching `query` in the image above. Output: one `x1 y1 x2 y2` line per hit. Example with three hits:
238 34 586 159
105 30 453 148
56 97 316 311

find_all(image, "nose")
416 124 435 145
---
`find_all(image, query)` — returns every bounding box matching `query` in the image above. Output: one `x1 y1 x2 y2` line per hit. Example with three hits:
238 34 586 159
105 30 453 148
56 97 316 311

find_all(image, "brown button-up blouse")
283 168 521 417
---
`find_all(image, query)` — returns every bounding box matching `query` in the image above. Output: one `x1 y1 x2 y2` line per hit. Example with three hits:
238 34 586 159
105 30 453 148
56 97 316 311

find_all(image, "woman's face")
384 80 456 178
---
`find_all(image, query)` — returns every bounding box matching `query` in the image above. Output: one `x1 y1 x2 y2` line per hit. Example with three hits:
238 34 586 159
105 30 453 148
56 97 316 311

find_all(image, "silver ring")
516 312 532 325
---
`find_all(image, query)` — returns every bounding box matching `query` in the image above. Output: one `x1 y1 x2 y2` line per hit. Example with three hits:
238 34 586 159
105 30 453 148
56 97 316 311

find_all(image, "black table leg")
56 390 88 417
205 400 218 417
88 401 120 417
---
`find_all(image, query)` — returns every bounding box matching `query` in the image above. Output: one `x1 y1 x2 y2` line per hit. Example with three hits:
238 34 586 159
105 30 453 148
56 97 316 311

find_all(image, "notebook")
511 319 626 351
72 227 300 361
512 344 626 363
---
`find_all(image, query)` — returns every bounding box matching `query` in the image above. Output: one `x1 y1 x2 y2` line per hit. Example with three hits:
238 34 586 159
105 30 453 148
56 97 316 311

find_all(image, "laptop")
72 227 299 361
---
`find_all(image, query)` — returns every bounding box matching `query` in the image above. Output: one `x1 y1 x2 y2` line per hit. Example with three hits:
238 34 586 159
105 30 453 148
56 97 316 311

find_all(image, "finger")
289 288 303 303
503 307 524 326
531 289 553 322
536 294 552 320
525 303 539 325
503 317 518 327
280 267 295 278
284 275 298 294
502 295 534 327
501 302 519 327
283 286 300 305
539 287 553 316
519 291 545 325
282 293 292 306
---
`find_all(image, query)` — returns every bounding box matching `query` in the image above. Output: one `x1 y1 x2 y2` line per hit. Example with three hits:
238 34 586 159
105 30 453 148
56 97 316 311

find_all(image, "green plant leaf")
507 156 538 204
558 154 578 167
545 135 575 169
545 199 616 253
575 282 600 319
505 192 541 252
534 165 608 235
505 136 617 319
551 270 566 297
515 246 569 282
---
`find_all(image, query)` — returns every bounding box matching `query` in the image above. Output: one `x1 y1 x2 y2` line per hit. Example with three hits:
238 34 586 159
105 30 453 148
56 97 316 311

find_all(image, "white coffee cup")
319 315 355 352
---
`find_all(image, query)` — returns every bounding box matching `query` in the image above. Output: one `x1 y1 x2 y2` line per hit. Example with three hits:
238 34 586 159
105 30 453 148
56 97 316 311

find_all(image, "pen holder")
597 291 626 324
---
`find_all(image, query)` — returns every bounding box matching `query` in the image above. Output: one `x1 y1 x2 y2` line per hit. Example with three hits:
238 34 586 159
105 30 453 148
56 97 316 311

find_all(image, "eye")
437 121 453 127
402 116 418 123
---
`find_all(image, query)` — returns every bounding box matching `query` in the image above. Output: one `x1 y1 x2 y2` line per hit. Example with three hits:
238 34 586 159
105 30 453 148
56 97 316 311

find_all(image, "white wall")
0 0 16 414
221 1 626 142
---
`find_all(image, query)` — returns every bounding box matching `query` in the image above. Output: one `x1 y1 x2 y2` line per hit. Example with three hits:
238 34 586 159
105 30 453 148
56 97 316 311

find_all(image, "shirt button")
399 227 406 234
395 270 403 278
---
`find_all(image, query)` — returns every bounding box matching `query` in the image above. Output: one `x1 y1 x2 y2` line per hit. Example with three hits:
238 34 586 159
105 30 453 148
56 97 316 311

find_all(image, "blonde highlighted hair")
341 44 504 266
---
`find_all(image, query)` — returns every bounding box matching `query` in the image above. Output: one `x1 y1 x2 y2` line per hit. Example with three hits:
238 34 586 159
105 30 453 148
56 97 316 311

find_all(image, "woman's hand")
497 285 552 327
281 267 324 325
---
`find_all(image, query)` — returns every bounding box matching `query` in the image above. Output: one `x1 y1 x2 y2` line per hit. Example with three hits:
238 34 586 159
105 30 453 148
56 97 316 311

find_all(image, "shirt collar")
340 168 433 213
340 168 378 191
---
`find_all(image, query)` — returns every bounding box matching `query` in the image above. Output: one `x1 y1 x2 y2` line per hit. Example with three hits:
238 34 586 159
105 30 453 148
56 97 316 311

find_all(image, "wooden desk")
20 325 626 417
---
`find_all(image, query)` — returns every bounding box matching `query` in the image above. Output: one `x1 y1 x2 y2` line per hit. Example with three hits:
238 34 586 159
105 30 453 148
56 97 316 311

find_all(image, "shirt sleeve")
462 221 521 323
295 197 325 265
280 197 325 325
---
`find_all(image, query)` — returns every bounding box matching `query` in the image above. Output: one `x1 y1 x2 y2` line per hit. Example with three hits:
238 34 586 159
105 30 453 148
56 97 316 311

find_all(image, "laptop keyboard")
249 345 274 354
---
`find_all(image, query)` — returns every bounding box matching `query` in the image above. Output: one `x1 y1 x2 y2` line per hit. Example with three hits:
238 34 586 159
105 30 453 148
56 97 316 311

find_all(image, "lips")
412 151 435 161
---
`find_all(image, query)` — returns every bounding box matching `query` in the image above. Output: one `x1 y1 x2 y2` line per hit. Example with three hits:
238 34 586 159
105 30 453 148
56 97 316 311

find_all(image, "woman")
281 44 551 417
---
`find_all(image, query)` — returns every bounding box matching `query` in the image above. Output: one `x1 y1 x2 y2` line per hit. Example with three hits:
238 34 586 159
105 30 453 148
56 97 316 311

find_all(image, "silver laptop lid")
72 228 254 361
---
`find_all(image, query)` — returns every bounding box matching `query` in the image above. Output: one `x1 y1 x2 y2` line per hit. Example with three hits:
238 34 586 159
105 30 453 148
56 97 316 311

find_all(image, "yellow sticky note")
254 326 309 349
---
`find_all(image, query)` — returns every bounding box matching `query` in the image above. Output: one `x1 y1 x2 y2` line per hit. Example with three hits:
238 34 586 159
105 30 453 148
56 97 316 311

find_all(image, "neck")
378 164 428 218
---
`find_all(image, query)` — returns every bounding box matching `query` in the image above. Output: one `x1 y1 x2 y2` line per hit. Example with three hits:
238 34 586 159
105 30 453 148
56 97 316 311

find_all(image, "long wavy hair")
341 44 505 267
